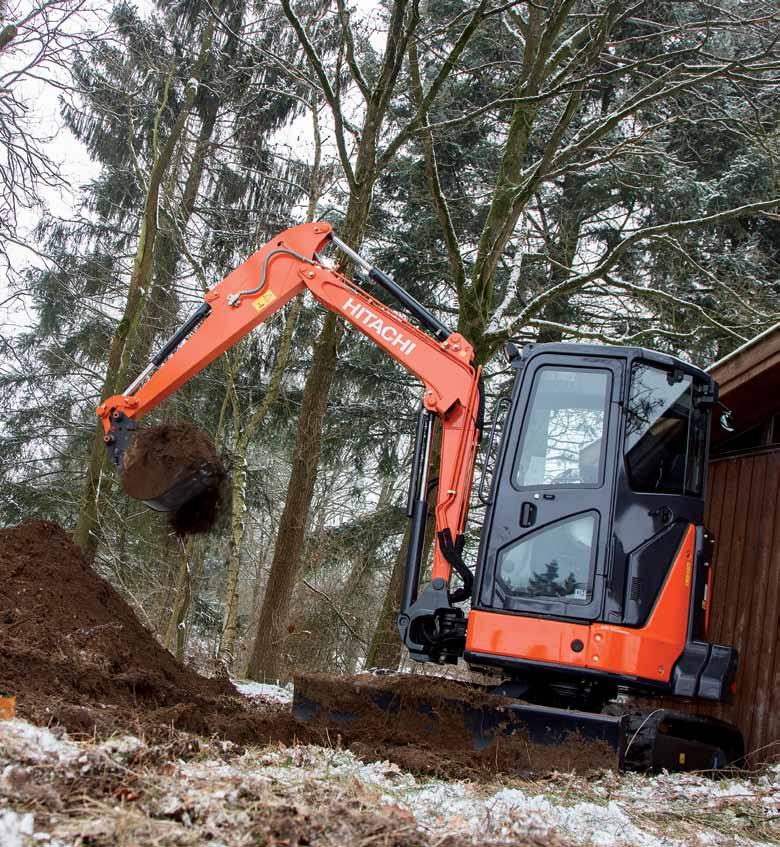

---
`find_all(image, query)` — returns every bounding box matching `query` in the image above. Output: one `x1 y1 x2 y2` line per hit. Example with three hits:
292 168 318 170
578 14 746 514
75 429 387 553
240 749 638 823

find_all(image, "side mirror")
503 342 521 364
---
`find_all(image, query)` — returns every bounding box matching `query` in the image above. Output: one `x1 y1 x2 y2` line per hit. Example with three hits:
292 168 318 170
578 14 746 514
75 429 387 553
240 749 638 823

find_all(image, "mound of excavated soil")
0 521 611 779
0 522 319 749
121 423 226 534
0 521 237 732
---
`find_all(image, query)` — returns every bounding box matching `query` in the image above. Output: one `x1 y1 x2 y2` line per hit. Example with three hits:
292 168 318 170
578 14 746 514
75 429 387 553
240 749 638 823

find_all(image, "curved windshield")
625 363 705 495
496 512 597 602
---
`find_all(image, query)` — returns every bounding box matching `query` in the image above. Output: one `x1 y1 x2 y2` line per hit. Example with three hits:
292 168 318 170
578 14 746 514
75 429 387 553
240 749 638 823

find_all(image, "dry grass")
2 719 779 847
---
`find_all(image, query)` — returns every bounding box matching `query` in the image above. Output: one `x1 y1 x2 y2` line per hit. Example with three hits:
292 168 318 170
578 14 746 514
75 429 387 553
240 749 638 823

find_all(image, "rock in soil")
121 422 226 534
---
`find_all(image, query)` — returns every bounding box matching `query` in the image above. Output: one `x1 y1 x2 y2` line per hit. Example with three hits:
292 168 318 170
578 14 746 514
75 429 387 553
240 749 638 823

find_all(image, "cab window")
513 367 610 489
496 512 597 603
625 363 705 495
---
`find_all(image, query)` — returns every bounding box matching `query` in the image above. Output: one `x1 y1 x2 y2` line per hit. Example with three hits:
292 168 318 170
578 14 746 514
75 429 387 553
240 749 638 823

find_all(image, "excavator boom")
99 221 482 651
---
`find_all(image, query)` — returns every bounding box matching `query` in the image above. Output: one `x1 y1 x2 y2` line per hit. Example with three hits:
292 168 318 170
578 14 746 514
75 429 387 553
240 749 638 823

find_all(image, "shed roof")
708 322 780 432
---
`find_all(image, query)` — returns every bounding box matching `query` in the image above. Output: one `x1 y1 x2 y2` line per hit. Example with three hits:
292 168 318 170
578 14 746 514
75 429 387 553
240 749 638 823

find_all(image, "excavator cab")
464 343 736 706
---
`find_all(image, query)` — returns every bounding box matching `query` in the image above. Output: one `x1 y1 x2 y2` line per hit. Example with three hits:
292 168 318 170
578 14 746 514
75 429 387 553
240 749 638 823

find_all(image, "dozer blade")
293 672 627 774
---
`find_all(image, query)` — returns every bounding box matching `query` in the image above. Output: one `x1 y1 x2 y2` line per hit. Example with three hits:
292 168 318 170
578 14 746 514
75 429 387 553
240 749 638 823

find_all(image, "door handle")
520 501 537 528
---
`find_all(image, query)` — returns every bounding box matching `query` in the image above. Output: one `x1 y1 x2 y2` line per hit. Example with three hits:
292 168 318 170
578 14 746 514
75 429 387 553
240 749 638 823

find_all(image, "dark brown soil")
0 520 235 729
0 520 613 780
121 423 226 534
294 672 620 776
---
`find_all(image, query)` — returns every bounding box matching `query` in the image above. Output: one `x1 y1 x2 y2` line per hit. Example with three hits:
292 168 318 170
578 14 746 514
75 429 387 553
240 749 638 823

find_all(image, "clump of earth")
120 422 226 534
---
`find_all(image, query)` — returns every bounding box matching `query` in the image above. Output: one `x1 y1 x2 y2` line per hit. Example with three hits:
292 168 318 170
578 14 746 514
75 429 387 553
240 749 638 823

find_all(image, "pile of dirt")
0 521 316 749
121 423 225 534
0 521 236 735
0 520 610 779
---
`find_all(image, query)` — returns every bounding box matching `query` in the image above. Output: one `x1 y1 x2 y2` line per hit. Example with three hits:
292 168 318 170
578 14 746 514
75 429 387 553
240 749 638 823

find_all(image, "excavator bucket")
292 673 745 774
292 672 627 773
138 465 222 513
104 414 224 524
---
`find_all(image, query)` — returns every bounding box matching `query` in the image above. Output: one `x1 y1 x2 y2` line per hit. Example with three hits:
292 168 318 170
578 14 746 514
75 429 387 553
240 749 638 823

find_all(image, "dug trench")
0 520 614 779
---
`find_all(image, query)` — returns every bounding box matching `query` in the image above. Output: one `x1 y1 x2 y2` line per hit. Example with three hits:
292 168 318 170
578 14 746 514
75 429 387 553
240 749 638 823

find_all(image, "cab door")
476 352 624 622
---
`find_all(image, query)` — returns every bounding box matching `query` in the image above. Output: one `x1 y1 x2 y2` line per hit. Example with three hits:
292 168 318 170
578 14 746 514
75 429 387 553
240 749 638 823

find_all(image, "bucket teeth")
141 465 221 512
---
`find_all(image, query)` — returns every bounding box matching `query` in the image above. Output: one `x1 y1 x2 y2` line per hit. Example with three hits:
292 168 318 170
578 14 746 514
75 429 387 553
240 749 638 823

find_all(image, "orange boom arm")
98 221 483 662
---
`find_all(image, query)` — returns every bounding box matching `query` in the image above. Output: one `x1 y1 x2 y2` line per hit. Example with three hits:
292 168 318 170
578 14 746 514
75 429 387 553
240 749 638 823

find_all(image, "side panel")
604 360 710 624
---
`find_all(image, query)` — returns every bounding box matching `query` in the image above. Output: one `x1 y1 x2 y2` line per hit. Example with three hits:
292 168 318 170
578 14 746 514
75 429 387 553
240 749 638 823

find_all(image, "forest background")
1 0 778 683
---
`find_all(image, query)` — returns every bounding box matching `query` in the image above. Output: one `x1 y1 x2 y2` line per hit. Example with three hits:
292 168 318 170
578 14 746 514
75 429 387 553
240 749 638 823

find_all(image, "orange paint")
0 695 15 720
466 525 696 684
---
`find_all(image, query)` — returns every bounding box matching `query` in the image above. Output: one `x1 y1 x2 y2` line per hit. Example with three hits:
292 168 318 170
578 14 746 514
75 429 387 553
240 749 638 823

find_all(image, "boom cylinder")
330 234 451 341
401 408 434 613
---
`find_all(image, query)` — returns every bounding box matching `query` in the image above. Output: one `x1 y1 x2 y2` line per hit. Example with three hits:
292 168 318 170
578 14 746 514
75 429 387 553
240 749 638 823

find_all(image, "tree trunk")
135 94 219 369
181 541 208 662
218 300 302 665
366 512 439 671
220 100 325 667
245 311 343 681
364 530 407 670
245 0 418 680
165 537 193 659
0 23 17 52
245 190 404 681
365 438 439 669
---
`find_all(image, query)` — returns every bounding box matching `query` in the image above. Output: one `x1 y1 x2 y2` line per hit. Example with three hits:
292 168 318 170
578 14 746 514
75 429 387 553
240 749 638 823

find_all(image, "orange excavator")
98 221 743 771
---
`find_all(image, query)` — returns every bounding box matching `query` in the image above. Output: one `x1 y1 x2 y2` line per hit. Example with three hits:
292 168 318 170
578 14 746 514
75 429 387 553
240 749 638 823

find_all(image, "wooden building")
702 323 780 761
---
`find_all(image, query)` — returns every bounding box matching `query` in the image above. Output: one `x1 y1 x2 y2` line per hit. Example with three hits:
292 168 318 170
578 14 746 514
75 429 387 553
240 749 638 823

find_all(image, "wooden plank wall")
699 450 780 762
631 450 780 762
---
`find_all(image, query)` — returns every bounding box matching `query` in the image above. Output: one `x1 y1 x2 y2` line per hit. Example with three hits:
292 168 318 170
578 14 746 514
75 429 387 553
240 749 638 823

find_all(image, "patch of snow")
176 744 780 847
180 745 658 845
0 721 79 765
231 679 292 704
99 735 143 758
0 809 34 847
476 790 663 847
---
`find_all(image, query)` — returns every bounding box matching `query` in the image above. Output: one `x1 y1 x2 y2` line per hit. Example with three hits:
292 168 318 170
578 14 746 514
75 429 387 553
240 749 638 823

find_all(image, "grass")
2 719 779 847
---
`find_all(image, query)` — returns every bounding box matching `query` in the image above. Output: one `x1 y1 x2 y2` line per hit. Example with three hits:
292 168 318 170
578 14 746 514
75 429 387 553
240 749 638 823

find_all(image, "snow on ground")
0 720 80 765
181 744 780 847
0 810 35 847
230 678 293 704
1 717 779 846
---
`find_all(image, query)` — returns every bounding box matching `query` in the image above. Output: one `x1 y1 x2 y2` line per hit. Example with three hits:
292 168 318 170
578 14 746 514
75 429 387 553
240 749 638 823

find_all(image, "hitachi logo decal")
343 296 417 356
